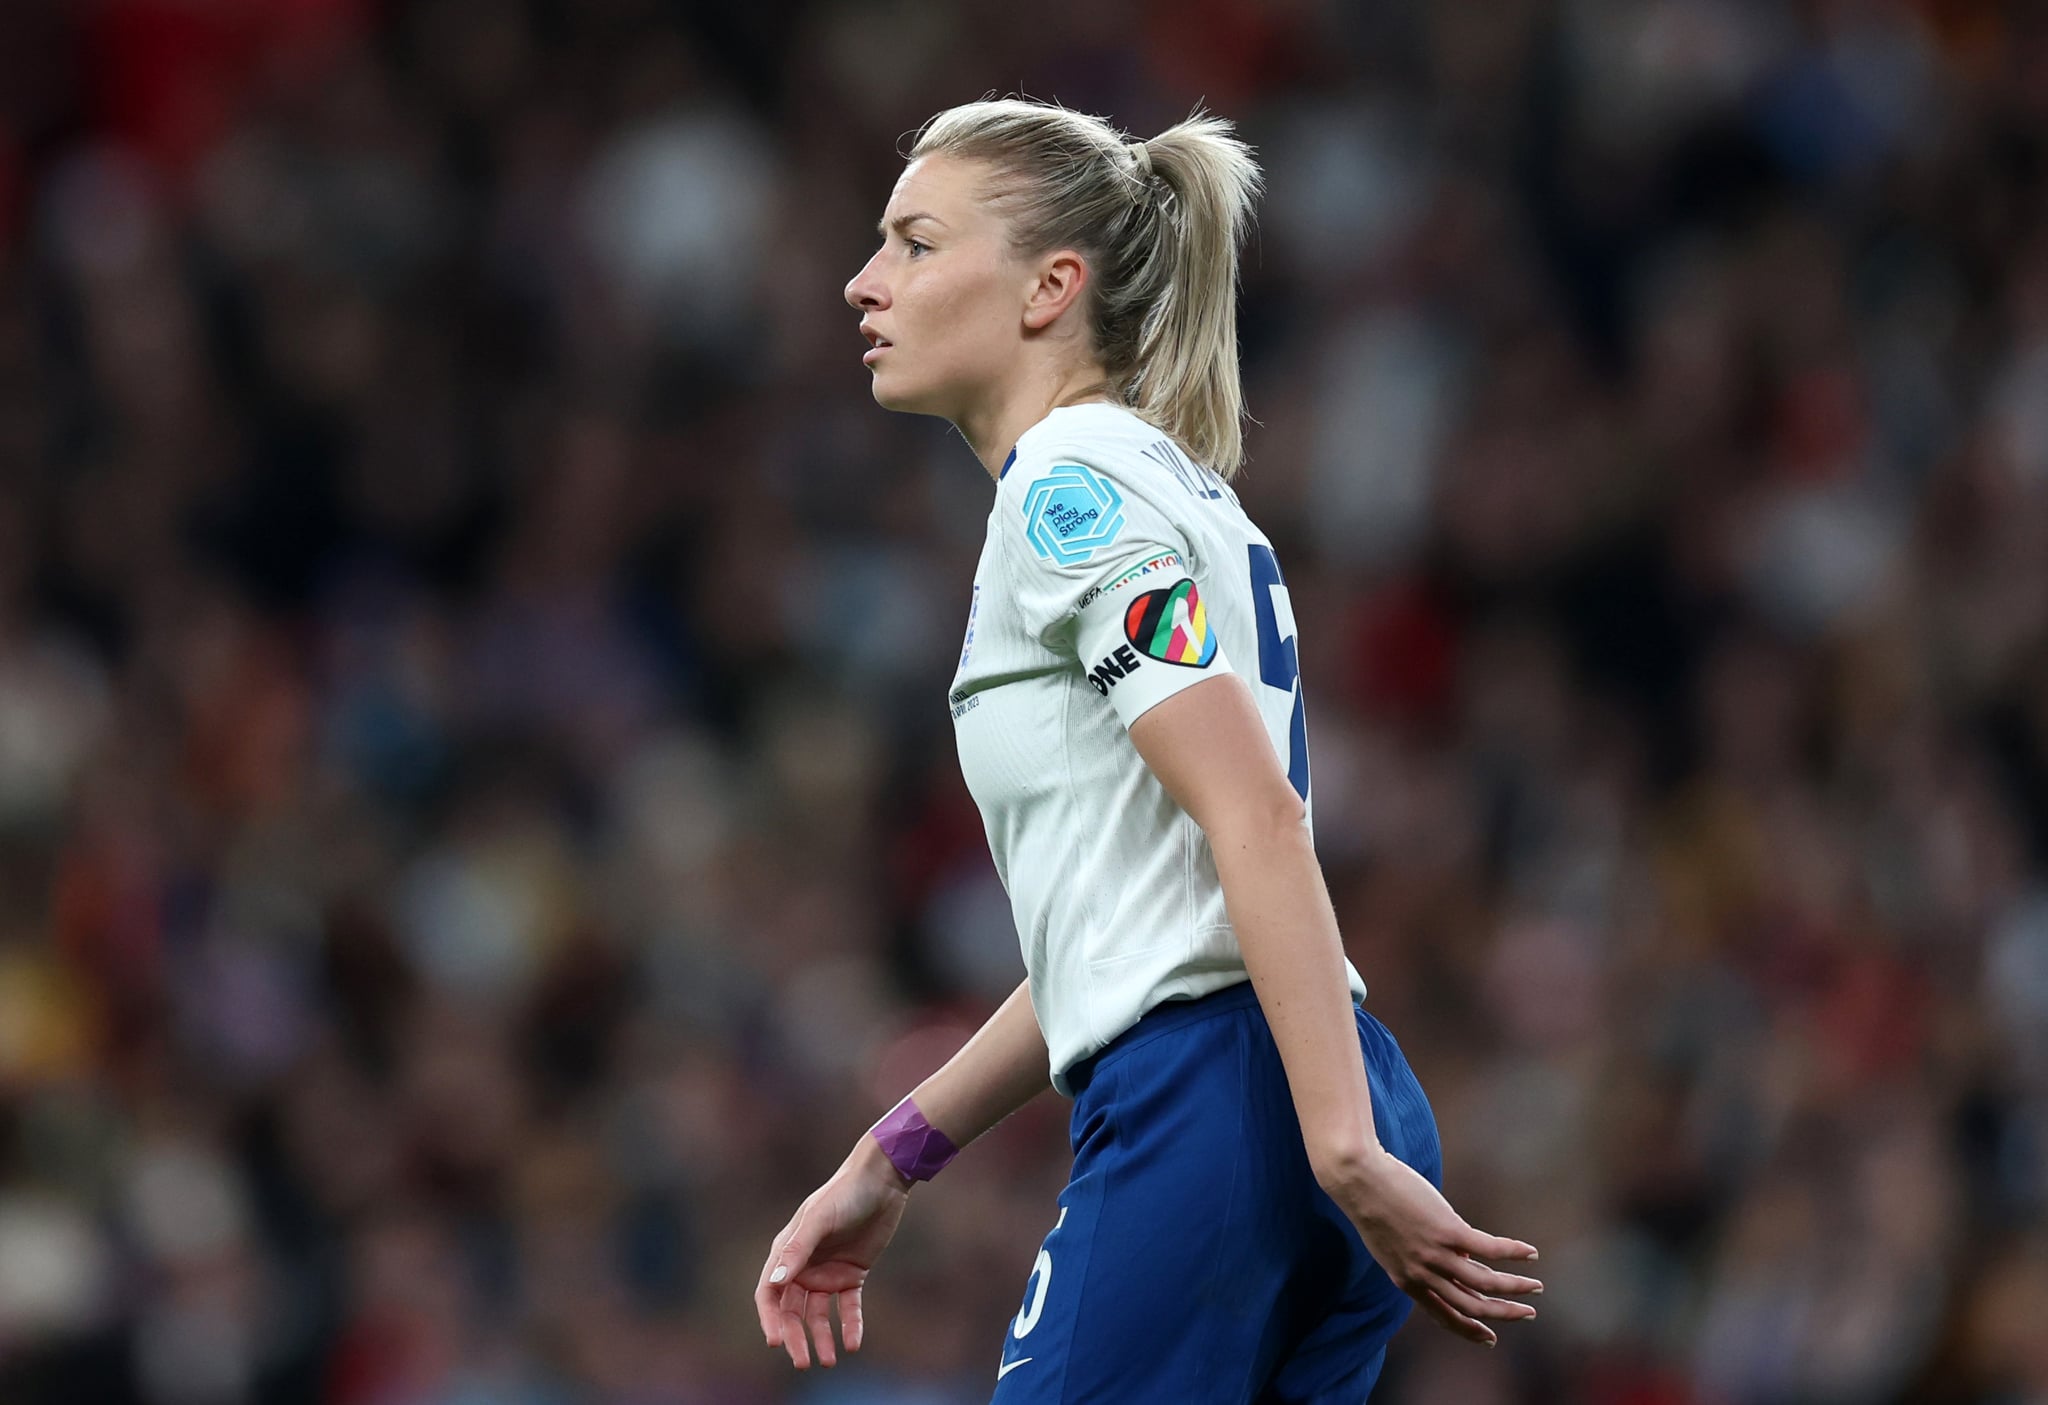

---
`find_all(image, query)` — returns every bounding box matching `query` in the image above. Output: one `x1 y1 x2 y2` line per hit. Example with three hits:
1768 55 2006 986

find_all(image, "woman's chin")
869 375 941 417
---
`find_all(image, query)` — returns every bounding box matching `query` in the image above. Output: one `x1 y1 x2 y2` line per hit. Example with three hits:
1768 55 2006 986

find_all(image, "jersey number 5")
1248 544 1310 803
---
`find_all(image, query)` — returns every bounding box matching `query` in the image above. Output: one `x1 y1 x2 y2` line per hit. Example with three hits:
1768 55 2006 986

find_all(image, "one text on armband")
1024 464 1126 565
1141 440 1228 501
1086 645 1143 696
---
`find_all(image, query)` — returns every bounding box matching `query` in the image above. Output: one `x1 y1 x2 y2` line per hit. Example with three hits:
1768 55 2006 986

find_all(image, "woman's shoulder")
1004 405 1232 520
1003 404 1167 500
995 407 1180 573
993 406 1237 580
1016 402 1157 460
1006 403 1175 502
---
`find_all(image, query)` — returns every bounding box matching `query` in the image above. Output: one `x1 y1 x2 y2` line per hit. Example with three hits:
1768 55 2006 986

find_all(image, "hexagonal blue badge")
1023 464 1126 565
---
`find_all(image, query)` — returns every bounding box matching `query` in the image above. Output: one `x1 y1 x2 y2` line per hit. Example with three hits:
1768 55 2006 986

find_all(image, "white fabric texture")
949 404 1366 1091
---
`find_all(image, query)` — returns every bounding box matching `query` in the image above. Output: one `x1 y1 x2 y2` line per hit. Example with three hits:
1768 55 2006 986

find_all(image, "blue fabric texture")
988 982 1443 1404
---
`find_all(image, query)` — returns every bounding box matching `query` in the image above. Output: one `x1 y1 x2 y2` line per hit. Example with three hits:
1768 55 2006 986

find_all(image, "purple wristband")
869 1095 959 1183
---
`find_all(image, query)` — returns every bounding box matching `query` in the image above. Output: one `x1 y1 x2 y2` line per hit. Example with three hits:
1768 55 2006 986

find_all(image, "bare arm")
1132 688 1374 1178
907 976 1052 1147
1129 673 1542 1346
832 976 1050 1192
756 978 1049 1368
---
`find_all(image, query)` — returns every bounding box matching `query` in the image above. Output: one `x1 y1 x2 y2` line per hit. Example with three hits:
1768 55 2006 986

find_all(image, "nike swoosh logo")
997 1357 1033 1380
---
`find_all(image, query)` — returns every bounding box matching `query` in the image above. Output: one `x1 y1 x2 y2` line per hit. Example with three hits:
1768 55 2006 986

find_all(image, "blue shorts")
989 982 1442 1404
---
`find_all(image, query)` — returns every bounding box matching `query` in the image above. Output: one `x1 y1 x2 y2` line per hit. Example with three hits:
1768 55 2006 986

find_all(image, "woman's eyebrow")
879 212 947 237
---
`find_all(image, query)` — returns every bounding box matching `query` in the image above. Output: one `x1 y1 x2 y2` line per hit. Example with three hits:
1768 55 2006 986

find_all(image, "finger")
780 1283 813 1369
1421 1286 1496 1347
757 1268 790 1346
807 1290 838 1368
756 1212 802 1345
766 1207 829 1359
791 1261 866 1293
844 1286 865 1353
1461 1229 1539 1263
1445 1257 1544 1299
767 1204 821 1293
1429 1272 1537 1325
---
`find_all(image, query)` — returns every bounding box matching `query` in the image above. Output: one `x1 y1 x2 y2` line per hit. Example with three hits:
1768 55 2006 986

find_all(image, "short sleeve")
999 453 1234 729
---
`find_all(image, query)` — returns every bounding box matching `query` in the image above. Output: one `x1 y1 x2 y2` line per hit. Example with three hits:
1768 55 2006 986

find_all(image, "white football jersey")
948 403 1367 1092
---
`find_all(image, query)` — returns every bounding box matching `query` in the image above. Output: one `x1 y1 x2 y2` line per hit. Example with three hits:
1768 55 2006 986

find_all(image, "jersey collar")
1000 447 1016 480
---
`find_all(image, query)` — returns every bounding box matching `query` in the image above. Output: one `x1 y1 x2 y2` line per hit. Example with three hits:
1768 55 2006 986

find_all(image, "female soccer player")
753 98 1542 1402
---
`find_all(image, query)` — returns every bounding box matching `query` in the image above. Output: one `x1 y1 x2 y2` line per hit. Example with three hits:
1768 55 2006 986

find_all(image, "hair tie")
1127 140 1152 179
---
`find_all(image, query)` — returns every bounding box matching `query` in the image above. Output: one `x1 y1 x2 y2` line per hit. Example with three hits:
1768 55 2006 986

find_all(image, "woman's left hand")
1319 1148 1542 1347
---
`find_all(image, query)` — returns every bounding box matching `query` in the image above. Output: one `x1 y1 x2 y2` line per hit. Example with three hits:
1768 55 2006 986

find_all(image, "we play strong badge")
1024 463 1126 565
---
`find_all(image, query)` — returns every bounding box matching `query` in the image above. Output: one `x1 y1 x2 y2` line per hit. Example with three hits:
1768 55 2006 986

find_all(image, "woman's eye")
906 240 930 257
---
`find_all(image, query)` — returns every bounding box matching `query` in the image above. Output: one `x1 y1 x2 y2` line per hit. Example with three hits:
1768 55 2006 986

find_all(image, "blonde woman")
754 98 1541 1402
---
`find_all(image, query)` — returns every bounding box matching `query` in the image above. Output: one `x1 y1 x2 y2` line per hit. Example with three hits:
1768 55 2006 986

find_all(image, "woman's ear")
1022 249 1089 331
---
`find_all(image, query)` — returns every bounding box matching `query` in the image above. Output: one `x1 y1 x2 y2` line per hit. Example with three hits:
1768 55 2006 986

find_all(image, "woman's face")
844 155 1031 422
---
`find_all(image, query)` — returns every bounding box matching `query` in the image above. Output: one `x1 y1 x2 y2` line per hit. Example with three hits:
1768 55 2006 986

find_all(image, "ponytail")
1120 117 1260 478
910 101 1262 478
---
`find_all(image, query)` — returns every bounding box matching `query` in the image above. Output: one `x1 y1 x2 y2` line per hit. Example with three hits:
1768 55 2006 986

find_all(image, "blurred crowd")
3 0 2048 1402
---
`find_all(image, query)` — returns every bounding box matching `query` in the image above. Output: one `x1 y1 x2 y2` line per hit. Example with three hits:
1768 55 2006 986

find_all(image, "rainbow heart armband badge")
1124 578 1216 667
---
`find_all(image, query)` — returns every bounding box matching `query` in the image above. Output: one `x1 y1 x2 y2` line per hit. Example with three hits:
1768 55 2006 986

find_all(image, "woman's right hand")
754 1138 913 1369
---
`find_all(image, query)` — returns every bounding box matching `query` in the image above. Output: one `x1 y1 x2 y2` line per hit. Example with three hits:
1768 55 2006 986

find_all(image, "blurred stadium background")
2 0 2047 1401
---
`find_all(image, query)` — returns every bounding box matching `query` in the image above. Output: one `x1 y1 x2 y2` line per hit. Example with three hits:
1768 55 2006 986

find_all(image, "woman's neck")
960 364 1116 482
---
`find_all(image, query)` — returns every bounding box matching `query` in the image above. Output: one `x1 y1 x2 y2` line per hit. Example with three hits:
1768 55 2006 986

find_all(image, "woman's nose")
845 252 887 311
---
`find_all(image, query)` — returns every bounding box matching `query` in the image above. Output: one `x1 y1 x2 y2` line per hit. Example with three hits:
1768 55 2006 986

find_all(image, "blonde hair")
910 98 1262 478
